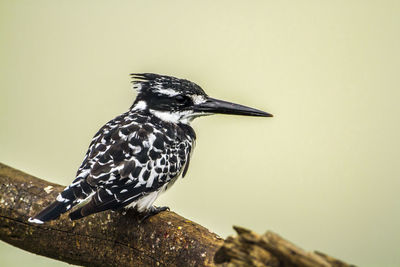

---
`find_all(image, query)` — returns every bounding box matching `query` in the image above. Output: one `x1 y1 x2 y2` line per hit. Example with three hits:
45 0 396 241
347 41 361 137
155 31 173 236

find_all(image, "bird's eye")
175 95 186 103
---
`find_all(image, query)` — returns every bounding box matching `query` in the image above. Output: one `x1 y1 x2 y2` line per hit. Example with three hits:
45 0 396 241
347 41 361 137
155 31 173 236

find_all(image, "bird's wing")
69 113 192 219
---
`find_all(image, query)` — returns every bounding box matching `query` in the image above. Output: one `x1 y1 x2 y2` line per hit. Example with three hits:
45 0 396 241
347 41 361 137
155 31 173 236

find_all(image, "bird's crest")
130 73 206 96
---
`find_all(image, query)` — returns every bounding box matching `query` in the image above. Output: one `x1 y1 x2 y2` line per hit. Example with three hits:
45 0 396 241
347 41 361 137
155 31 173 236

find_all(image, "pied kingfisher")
29 73 272 224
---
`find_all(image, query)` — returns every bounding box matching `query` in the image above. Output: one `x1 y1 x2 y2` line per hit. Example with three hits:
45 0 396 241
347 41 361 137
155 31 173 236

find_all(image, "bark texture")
215 226 356 267
0 163 223 266
0 162 355 267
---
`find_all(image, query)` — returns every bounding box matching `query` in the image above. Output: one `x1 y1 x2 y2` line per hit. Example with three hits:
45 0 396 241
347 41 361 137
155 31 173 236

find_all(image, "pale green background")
1 1 399 266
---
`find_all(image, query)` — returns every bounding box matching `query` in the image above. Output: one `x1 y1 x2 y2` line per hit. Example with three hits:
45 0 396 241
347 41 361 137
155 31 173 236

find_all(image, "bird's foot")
139 206 169 223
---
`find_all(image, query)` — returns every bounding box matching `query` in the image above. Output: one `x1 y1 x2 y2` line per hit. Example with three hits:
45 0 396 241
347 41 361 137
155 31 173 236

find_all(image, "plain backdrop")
1 1 399 266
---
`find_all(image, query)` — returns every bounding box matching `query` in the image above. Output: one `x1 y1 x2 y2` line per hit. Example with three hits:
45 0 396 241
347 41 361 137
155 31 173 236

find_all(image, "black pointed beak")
193 97 273 117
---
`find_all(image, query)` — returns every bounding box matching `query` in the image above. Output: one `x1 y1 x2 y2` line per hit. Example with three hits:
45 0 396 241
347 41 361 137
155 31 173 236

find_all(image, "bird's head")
130 73 272 124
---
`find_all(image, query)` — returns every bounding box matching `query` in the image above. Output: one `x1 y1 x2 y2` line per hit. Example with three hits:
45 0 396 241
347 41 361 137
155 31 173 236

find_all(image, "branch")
0 163 223 266
0 162 355 267
215 227 356 267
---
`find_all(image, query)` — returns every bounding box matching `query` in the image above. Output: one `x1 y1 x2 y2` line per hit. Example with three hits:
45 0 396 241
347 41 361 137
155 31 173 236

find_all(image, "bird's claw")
139 206 169 223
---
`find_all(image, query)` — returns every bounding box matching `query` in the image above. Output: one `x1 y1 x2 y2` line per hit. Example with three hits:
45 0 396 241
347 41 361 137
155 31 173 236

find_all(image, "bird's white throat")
149 109 194 124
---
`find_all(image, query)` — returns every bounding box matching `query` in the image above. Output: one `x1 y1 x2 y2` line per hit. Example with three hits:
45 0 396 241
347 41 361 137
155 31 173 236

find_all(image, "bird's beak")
193 97 273 117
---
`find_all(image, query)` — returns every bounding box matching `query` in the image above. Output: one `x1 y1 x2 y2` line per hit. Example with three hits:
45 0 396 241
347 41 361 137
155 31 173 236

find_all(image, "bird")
28 73 272 224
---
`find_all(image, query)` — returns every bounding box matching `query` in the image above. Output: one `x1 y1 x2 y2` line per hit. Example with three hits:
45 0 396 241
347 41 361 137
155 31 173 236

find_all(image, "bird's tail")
28 187 78 224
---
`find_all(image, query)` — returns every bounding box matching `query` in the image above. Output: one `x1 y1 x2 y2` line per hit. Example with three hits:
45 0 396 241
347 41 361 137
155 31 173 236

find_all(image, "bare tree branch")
215 226 356 267
0 162 223 266
0 162 356 267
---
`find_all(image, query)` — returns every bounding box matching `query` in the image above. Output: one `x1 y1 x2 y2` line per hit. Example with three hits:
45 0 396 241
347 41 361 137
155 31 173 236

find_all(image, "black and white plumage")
29 73 272 224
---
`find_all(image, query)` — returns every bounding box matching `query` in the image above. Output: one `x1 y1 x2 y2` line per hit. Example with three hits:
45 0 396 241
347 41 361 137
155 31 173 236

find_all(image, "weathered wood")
0 162 224 266
0 162 356 267
214 226 356 267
